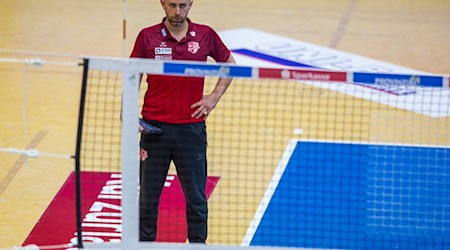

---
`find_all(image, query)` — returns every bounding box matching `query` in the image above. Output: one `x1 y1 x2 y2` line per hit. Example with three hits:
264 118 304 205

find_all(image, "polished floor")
0 0 449 248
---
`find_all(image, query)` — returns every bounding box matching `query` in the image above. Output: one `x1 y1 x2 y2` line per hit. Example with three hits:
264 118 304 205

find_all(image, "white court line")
81 242 340 250
299 138 450 149
241 138 299 246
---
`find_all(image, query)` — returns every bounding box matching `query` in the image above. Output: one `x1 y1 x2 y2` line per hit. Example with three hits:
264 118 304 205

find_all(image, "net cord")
0 57 79 66
1 55 448 87
83 56 449 88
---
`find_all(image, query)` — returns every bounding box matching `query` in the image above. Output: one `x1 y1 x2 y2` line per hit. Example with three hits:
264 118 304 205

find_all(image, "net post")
74 58 89 249
120 64 140 250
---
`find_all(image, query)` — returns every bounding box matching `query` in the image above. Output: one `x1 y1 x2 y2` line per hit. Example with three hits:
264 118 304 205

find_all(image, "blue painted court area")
248 140 450 249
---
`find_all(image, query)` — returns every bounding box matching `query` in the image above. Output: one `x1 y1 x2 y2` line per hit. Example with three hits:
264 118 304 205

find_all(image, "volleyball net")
1 54 449 250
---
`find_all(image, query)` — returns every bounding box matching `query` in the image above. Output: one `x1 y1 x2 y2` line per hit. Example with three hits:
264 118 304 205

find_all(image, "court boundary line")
0 130 47 196
241 138 299 246
300 138 450 149
81 242 333 250
328 0 358 48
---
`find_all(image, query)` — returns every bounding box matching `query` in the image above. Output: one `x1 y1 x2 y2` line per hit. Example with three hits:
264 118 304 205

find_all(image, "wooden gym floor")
0 0 449 248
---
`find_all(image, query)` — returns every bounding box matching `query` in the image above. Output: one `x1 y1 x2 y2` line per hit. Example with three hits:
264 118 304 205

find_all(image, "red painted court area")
23 171 220 248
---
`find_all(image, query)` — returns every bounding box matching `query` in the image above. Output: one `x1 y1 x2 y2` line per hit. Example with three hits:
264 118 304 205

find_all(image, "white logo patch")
155 47 172 55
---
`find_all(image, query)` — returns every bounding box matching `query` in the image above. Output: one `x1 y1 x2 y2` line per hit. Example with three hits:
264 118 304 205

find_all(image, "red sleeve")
208 28 231 63
130 30 144 58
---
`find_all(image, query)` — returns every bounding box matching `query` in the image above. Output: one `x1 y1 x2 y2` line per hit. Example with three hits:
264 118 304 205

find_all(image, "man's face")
161 0 192 27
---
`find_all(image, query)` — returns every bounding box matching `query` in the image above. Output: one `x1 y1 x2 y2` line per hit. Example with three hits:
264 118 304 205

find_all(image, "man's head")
160 0 193 28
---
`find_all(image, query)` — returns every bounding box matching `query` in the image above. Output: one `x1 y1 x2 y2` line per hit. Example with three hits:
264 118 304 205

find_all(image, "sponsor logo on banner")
259 68 347 82
374 75 420 86
188 42 200 54
353 73 427 95
369 75 420 95
184 66 230 77
163 62 252 78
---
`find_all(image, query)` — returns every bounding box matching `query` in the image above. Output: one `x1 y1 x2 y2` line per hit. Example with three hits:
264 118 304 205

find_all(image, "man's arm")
191 54 236 119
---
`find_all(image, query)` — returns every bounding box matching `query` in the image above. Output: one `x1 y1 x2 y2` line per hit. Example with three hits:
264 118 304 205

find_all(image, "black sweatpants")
139 120 208 243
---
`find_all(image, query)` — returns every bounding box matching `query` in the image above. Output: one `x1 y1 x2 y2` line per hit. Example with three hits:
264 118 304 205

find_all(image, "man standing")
130 0 235 243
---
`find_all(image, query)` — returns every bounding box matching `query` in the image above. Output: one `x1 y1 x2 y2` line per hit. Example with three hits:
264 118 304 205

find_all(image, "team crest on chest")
188 42 200 54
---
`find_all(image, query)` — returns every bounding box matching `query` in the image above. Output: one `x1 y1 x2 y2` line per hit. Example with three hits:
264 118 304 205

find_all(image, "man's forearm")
210 54 236 101
210 77 233 101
